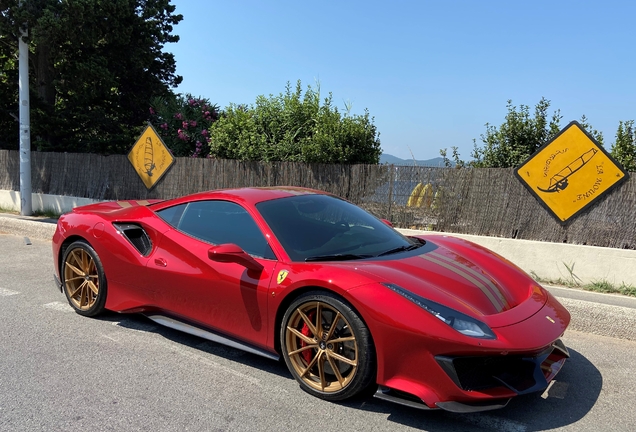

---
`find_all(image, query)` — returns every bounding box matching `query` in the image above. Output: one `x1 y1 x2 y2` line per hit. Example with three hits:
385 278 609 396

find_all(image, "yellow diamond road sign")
128 124 175 190
515 121 628 223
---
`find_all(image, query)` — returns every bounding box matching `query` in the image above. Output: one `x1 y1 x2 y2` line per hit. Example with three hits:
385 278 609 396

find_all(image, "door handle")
154 258 167 267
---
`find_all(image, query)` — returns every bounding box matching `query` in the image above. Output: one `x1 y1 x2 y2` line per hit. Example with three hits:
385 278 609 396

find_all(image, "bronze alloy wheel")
282 292 376 401
62 241 107 316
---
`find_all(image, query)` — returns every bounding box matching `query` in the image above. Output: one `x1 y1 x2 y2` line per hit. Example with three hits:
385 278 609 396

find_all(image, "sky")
167 0 636 161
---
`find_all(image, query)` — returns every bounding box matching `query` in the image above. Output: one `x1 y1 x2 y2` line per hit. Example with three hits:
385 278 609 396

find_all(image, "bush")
207 81 381 164
149 94 219 157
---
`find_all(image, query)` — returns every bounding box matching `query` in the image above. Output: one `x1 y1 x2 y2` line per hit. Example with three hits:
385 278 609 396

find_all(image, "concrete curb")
0 213 57 241
558 297 636 341
2 212 636 342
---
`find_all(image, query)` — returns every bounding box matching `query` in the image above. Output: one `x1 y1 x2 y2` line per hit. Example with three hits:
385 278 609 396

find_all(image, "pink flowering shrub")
149 94 219 157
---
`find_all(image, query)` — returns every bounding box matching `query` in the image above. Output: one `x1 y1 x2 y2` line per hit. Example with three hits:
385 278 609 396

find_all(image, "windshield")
256 194 417 262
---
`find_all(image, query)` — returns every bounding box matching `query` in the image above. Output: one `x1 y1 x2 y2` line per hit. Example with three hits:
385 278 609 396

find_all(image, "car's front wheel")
281 291 376 401
62 240 107 317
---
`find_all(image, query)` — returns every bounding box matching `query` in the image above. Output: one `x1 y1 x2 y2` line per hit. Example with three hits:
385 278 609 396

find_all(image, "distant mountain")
379 153 450 167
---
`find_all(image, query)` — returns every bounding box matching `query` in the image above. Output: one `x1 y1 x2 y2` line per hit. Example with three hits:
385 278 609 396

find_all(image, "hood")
351 236 547 326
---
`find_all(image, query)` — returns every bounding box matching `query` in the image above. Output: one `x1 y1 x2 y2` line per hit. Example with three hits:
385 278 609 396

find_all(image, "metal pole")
18 13 32 216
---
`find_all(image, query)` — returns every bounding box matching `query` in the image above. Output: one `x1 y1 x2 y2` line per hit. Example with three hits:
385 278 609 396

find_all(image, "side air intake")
113 223 152 256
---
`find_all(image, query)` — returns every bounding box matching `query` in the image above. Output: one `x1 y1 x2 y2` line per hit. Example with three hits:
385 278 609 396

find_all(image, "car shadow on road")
102 313 601 431
101 312 293 379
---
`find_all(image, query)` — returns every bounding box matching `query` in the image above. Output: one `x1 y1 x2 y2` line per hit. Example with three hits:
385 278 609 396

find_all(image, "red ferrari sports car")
52 187 570 412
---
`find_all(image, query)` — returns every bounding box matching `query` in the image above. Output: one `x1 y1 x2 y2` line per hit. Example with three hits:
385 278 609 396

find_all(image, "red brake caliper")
300 311 315 364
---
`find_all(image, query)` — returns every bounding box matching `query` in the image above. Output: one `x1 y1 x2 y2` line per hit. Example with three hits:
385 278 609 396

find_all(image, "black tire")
280 290 376 401
61 240 107 317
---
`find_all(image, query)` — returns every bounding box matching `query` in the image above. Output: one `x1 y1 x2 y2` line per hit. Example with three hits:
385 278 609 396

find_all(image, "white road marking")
0 288 20 296
101 334 121 343
541 380 556 399
542 380 569 399
42 301 74 313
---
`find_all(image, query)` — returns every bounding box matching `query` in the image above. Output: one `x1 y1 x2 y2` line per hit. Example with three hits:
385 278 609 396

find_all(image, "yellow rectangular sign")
515 121 628 223
127 124 175 190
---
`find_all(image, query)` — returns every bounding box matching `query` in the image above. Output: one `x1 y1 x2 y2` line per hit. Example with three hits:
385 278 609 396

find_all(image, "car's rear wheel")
62 240 107 317
281 291 376 401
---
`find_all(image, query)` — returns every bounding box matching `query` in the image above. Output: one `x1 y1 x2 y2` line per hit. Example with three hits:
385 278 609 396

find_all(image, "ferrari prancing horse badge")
277 270 289 284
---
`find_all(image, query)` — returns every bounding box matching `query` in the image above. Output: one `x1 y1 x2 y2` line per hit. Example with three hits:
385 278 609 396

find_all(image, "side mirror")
381 218 393 227
208 243 263 272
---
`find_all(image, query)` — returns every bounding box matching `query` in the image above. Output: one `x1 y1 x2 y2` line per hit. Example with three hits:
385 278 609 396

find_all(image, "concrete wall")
0 190 99 214
1 189 634 287
399 229 636 287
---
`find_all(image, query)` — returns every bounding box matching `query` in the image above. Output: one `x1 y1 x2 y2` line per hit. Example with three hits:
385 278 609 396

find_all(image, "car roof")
158 186 330 208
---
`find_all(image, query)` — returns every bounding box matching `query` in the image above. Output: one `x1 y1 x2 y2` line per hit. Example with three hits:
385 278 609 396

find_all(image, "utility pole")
18 2 32 216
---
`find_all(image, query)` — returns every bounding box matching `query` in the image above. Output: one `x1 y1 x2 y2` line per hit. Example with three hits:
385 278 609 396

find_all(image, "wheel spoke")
64 276 85 282
326 352 345 386
69 280 87 298
79 283 87 307
325 312 341 340
329 336 355 344
288 344 318 356
297 309 316 336
87 280 99 296
328 351 357 367
317 352 326 391
300 351 320 377
84 284 92 307
287 326 315 345
81 251 89 273
69 250 82 267
64 261 85 277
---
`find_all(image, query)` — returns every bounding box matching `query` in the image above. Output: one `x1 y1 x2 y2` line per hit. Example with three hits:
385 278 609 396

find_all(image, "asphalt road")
1 234 635 432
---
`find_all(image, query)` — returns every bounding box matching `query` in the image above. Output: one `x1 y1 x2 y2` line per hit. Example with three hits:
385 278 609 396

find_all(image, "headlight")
382 283 496 339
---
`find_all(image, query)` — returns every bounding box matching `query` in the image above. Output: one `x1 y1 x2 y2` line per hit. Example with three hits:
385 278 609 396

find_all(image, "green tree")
0 0 182 153
207 81 382 164
441 98 604 168
611 120 636 172
471 98 563 167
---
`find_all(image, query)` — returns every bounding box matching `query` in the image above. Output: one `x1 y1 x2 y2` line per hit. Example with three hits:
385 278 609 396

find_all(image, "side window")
176 200 275 260
156 203 187 227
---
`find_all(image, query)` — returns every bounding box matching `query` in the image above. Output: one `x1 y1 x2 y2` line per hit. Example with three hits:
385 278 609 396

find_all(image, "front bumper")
436 339 569 395
374 339 569 413
374 386 511 412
